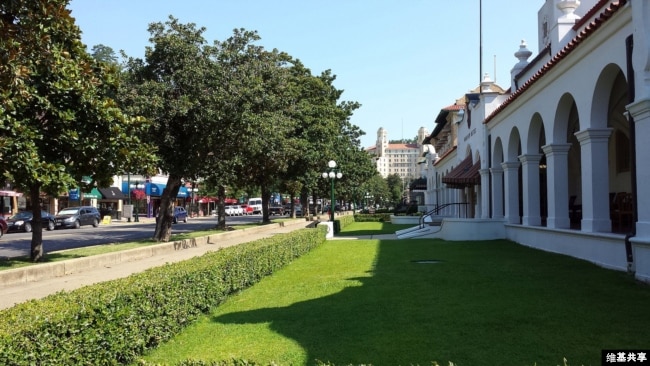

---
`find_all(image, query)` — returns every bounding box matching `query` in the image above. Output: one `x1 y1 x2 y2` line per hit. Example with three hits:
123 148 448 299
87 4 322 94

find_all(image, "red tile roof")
484 0 628 124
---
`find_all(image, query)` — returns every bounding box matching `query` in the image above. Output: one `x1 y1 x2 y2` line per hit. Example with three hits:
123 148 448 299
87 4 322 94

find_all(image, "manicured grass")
337 221 412 235
139 238 650 365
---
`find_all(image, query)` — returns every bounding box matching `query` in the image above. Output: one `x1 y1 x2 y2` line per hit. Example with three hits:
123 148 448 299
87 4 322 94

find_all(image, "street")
0 215 265 259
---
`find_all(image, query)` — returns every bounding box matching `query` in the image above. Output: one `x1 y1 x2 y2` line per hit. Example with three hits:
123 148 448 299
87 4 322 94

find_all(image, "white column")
479 168 490 218
490 167 504 219
542 143 572 229
501 161 521 224
575 128 613 232
519 154 543 226
629 99 650 238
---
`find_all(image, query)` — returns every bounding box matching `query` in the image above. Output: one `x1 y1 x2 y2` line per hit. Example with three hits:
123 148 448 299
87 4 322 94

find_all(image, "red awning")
442 155 481 189
0 190 22 197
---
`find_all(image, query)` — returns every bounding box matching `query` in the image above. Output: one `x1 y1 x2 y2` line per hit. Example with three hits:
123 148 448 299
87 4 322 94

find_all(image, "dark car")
6 211 56 232
269 204 285 216
172 206 188 224
0 217 7 239
55 206 101 229
284 204 303 216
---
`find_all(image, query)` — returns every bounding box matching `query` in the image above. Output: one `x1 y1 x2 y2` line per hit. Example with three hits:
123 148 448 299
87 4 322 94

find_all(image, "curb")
0 219 310 287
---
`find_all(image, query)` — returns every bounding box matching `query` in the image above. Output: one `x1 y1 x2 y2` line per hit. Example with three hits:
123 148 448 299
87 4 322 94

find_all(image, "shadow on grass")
212 240 650 365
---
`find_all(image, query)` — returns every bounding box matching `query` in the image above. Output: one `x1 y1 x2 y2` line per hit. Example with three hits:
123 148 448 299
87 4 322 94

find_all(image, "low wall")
506 224 628 273
0 219 308 287
390 215 421 225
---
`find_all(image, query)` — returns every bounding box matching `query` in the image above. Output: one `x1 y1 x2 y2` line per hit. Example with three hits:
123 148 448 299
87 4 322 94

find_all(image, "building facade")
367 127 430 180
422 0 650 282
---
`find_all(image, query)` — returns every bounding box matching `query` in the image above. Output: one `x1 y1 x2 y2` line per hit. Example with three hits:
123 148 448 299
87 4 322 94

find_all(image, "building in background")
366 127 431 181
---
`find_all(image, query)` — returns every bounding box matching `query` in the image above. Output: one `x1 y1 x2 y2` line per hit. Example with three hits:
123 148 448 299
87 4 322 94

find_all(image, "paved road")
0 215 266 259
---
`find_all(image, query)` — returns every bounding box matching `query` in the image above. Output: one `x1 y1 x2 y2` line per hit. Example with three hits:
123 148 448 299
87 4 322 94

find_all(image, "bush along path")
0 227 326 365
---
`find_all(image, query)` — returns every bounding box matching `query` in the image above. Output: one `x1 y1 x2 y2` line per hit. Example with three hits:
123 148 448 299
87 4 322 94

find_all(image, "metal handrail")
418 202 469 229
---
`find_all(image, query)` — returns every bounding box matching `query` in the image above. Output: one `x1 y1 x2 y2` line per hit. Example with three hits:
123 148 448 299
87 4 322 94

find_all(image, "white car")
225 205 243 216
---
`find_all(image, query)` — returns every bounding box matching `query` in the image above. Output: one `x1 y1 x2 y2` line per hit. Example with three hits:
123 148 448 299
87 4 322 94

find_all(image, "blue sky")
68 0 541 149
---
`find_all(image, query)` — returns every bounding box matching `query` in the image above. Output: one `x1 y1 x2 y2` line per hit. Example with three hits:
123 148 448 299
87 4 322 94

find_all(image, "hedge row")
0 227 326 366
352 213 391 222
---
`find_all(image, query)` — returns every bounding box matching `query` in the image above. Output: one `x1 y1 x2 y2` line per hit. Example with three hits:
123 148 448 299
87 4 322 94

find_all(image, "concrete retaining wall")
0 219 308 287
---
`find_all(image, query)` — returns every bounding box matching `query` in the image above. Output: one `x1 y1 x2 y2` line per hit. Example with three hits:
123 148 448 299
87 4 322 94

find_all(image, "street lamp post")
130 181 143 222
191 187 198 217
321 160 343 223
127 173 131 222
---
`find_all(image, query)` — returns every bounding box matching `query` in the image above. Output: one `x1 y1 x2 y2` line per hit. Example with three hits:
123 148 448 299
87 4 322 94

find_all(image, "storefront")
98 187 126 219
122 182 188 218
0 190 22 218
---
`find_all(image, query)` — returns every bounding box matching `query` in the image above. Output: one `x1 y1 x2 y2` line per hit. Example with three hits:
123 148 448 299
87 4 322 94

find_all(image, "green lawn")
139 233 650 365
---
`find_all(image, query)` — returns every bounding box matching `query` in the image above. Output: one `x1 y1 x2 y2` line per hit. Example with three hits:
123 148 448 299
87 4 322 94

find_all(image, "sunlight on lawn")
142 240 378 365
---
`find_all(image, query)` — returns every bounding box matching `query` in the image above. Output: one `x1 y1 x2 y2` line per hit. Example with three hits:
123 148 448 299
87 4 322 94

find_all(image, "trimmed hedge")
334 214 355 233
352 213 391 222
0 227 326 365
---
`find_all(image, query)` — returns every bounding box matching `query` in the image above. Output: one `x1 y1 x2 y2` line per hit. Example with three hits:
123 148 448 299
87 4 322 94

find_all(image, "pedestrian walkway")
0 219 312 310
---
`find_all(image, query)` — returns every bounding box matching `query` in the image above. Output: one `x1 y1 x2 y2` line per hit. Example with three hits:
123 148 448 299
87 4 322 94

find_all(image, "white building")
419 0 650 283
367 127 430 180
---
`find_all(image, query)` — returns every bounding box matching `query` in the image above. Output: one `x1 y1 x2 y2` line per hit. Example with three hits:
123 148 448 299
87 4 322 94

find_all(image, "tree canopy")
0 0 156 261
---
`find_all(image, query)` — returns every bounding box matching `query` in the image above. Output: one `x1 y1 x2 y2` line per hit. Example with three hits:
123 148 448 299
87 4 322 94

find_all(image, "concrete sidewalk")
0 219 312 310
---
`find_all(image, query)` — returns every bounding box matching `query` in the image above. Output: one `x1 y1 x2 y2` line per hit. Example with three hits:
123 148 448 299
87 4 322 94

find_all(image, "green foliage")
385 173 405 205
334 214 356 233
0 0 157 260
352 213 391 222
0 228 326 365
91 44 119 65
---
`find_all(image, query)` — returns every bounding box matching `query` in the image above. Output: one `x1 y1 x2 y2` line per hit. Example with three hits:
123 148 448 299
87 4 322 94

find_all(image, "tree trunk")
29 184 44 262
261 185 271 223
216 185 226 230
152 174 182 242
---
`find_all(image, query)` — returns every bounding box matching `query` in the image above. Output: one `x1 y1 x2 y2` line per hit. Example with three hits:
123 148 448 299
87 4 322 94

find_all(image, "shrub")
353 213 390 222
334 214 356 233
0 227 326 365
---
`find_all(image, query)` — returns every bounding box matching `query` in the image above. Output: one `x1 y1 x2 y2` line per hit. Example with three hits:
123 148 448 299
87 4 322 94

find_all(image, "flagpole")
479 0 483 94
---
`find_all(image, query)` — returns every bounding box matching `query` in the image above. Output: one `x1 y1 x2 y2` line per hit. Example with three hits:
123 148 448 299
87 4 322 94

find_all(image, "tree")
385 173 405 206
120 17 246 241
90 44 118 65
0 0 156 261
360 174 389 208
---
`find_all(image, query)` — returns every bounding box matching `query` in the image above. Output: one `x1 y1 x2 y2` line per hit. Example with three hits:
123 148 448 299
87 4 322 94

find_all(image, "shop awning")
409 178 427 191
142 182 189 198
84 188 102 199
198 197 216 203
442 155 481 189
0 190 22 197
99 187 126 200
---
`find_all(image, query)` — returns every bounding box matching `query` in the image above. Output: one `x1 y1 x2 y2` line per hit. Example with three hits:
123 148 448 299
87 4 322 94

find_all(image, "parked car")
240 204 254 215
284 204 303 216
55 206 101 229
0 217 7 239
248 198 263 214
224 205 235 216
269 204 285 216
6 210 56 232
225 205 243 216
172 206 188 223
